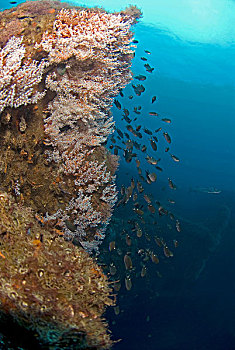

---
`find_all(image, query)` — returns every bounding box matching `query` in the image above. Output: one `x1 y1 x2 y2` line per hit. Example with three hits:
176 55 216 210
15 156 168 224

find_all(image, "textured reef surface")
0 0 141 348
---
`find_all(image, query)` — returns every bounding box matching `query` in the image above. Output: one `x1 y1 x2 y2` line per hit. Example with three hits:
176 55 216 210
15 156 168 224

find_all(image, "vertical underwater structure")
0 1 141 348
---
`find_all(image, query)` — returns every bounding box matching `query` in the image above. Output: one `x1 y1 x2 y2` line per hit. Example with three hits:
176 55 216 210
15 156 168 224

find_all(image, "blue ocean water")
102 1 235 350
0 0 235 349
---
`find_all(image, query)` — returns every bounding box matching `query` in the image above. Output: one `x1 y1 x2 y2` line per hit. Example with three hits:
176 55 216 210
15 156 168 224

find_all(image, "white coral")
0 36 48 113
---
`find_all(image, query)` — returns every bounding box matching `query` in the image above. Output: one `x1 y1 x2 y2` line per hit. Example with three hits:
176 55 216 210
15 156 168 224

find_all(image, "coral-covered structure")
0 1 140 251
0 191 114 349
0 0 141 348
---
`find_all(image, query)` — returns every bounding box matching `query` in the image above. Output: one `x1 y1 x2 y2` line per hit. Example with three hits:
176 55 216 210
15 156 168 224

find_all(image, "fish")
145 233 151 241
158 206 168 216
136 125 141 131
119 90 124 97
125 276 132 291
144 194 152 204
176 220 181 232
146 155 160 165
190 187 222 194
134 74 146 81
123 108 130 117
132 84 145 96
163 246 174 258
131 177 135 189
149 111 159 116
114 99 121 110
151 253 159 264
114 147 118 155
171 154 180 162
155 127 162 133
109 145 114 149
116 128 123 138
168 178 177 190
109 263 117 275
173 239 178 248
123 115 132 123
129 95 133 99
153 136 158 143
145 50 151 54
148 172 157 182
124 186 134 203
114 306 120 315
133 192 138 201
165 147 170 152
109 241 116 252
110 136 116 143
144 63 154 73
113 282 121 292
134 207 144 216
162 118 171 123
141 265 147 277
154 236 163 247
124 254 133 270
143 128 152 135
135 159 140 167
169 213 175 220
126 234 132 246
125 139 133 149
148 204 156 214
133 107 141 114
150 138 157 151
163 132 171 144
10 1 17 3
152 96 156 103
141 57 148 61
168 199 175 204
133 39 139 43
137 181 144 193
141 145 147 152
124 132 130 139
137 167 142 175
124 149 134 163
126 124 134 133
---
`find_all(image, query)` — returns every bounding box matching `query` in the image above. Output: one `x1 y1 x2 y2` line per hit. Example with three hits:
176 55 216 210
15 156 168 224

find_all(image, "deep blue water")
0 0 235 349
103 17 235 350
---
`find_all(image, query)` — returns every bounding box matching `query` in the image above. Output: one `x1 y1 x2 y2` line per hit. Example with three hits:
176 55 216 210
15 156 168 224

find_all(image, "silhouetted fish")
141 57 148 61
145 50 151 55
134 74 146 81
168 178 177 190
114 99 121 110
163 132 171 144
125 276 132 290
162 118 171 123
143 128 152 135
132 84 145 96
116 128 123 138
150 138 157 151
171 154 180 162
144 63 154 73
149 111 158 116
152 96 156 103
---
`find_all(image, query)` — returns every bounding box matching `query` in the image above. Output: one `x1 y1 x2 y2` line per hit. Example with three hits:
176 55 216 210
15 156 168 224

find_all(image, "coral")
0 192 114 349
0 36 48 113
0 1 141 347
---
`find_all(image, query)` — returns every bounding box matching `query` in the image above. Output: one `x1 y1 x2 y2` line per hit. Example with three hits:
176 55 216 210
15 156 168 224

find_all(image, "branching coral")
0 36 48 113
